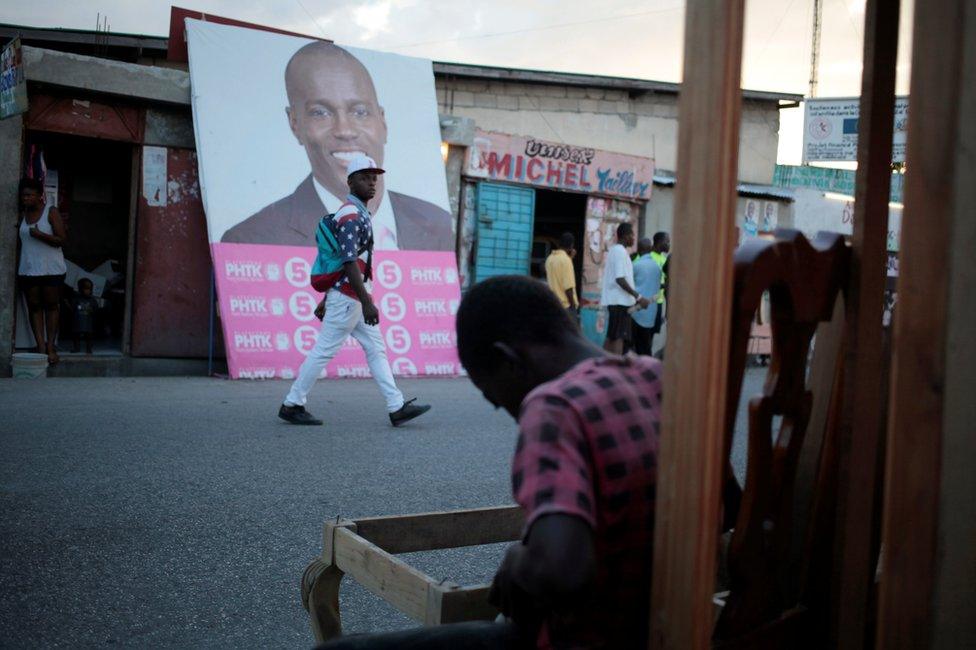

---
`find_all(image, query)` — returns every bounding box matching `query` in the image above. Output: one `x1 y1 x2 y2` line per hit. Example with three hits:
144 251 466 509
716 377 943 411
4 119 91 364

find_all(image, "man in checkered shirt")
321 275 662 649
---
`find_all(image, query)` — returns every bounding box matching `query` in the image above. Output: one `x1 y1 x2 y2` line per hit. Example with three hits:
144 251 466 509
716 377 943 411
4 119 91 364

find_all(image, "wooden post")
648 1 744 648
877 0 976 647
830 0 900 646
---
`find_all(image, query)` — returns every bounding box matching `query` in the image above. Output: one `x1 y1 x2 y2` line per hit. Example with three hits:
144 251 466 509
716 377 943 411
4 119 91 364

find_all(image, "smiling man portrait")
220 41 454 251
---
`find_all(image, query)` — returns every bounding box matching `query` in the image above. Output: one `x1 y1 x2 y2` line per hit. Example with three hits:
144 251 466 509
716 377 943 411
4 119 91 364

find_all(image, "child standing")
72 278 98 354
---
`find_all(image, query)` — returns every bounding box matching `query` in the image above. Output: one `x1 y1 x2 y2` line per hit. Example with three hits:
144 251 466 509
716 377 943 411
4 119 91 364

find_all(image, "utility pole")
809 0 823 97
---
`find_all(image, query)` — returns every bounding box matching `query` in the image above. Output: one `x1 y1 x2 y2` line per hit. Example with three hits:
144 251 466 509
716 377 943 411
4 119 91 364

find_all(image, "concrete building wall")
644 185 793 242
0 114 24 376
792 187 901 251
435 78 781 185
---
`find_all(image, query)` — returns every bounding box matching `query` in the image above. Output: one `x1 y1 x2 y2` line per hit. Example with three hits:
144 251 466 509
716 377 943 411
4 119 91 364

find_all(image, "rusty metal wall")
130 147 212 358
27 93 145 143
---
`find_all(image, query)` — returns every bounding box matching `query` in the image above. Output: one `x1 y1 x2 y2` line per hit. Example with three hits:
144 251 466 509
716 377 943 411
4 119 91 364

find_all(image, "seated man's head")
285 42 388 198
457 275 592 419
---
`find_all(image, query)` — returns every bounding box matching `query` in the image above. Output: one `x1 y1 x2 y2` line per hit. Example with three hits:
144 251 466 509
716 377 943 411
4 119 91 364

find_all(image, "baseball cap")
346 154 385 178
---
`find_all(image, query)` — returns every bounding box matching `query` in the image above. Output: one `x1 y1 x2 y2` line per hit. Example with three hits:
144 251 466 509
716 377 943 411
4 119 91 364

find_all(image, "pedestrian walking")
278 155 430 427
600 222 649 354
544 232 579 321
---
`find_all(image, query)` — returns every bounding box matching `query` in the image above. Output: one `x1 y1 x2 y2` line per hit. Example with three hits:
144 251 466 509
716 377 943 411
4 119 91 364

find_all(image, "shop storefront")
0 44 215 376
457 129 655 345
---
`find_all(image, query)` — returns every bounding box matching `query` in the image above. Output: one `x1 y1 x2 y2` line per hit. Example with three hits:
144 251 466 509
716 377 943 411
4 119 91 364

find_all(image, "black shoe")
278 404 323 425
389 399 431 427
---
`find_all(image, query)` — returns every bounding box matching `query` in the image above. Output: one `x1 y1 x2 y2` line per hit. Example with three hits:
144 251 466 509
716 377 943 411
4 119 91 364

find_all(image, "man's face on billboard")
286 47 388 198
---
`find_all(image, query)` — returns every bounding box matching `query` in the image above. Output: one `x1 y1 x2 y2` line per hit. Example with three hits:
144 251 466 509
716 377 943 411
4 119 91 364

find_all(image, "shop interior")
529 187 587 290
16 132 133 355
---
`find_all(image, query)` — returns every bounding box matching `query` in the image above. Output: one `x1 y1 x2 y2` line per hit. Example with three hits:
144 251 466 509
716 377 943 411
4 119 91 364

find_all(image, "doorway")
17 132 133 356
531 188 587 289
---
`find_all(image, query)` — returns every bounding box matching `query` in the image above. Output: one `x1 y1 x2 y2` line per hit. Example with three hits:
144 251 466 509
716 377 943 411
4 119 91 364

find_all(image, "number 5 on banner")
294 325 318 355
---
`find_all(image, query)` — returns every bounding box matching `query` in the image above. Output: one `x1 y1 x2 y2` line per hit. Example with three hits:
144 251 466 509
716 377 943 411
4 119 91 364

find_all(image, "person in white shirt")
600 222 650 354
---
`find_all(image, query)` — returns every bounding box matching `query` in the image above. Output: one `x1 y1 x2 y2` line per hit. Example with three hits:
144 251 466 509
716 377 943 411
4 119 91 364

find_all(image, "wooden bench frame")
302 505 524 643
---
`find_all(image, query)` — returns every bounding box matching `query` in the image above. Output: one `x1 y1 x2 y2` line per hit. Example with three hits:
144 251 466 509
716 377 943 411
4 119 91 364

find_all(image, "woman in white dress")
17 177 67 364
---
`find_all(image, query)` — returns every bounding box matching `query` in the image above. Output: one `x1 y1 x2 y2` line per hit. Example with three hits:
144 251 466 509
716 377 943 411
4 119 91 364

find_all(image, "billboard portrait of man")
220 41 453 251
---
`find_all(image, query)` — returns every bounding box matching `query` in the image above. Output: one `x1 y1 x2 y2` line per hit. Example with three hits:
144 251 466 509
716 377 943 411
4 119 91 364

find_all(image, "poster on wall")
803 97 908 163
761 201 778 232
185 20 460 379
0 37 28 119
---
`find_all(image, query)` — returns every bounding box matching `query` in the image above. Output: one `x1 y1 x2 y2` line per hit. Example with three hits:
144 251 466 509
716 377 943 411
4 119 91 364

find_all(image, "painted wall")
644 185 794 242
436 78 781 185
791 187 901 251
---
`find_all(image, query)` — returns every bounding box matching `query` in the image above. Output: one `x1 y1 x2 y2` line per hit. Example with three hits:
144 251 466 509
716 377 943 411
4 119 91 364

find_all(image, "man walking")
600 223 649 354
544 232 579 320
631 237 662 356
278 154 431 426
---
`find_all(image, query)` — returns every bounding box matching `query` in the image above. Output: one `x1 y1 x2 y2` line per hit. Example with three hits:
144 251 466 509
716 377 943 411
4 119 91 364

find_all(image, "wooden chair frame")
302 505 524 643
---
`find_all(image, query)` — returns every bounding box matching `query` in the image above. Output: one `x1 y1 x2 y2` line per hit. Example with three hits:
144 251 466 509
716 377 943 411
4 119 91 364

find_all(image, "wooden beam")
877 0 975 647
332 527 434 623
352 505 524 554
648 1 745 648
830 0 900 646
436 583 498 624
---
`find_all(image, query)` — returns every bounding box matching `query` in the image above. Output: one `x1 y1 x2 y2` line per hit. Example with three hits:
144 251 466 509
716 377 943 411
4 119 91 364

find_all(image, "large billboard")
802 96 908 163
186 20 460 379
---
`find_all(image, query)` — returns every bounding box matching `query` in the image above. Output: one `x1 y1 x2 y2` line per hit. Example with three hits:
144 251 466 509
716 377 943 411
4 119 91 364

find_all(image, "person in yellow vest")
545 232 579 320
649 232 670 347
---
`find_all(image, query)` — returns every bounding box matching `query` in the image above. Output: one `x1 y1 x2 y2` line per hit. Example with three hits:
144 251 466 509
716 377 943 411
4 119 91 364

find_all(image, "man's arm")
564 289 578 310
29 207 66 248
491 514 595 620
562 257 579 309
343 261 379 326
616 277 650 308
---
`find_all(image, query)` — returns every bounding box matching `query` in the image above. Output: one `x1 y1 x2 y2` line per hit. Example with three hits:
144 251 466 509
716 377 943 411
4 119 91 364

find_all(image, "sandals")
46 342 59 365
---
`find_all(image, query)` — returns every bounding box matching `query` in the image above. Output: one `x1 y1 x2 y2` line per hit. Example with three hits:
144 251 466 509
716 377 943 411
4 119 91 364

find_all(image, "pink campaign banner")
212 243 462 380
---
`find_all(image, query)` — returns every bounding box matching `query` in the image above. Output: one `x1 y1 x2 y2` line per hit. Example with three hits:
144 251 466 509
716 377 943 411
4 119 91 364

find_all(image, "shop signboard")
465 130 654 201
1 38 28 119
802 97 908 163
186 20 460 379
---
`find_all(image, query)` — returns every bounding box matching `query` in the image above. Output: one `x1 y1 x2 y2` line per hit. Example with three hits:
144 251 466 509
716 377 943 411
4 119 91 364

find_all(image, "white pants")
284 291 405 413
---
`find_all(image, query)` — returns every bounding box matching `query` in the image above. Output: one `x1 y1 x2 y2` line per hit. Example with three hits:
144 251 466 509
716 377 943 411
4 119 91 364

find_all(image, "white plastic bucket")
12 352 48 379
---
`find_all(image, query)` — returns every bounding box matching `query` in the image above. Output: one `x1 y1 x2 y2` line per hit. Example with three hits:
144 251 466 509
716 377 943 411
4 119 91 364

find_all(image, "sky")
0 0 916 167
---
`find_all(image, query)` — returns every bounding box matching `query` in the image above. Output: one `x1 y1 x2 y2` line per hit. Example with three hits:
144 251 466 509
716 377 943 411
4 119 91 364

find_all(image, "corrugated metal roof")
652 172 795 201
737 183 794 200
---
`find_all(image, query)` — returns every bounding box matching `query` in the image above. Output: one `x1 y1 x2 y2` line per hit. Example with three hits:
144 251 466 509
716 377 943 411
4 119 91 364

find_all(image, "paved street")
0 370 760 648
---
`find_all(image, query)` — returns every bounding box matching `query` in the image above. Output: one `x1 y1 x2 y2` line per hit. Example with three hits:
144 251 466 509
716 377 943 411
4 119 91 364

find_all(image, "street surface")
0 369 760 648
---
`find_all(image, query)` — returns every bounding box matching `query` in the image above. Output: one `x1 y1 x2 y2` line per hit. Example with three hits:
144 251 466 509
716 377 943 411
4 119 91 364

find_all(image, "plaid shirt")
513 355 663 649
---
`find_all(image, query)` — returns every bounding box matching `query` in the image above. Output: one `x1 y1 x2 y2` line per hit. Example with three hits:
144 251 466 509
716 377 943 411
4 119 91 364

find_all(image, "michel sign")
465 130 654 201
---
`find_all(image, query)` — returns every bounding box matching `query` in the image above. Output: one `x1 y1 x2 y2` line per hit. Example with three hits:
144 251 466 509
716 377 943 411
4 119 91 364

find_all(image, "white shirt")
312 177 400 251
601 243 636 307
18 205 67 276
